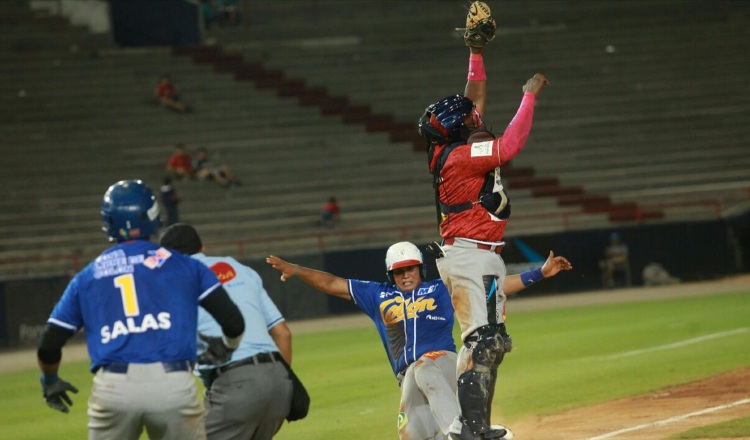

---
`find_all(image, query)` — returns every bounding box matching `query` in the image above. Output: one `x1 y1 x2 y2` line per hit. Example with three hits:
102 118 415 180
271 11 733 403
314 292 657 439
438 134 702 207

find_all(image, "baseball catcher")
418 2 551 440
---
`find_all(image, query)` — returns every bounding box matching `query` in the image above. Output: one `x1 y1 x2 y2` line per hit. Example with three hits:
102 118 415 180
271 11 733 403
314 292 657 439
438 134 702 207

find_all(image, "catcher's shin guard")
456 335 502 437
456 368 493 437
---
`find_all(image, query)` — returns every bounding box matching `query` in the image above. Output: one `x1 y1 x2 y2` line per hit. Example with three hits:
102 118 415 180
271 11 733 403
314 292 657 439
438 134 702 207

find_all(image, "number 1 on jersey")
114 274 140 317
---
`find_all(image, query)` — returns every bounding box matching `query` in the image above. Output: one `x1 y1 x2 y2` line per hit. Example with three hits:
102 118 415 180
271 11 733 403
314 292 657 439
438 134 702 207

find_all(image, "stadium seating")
0 0 748 279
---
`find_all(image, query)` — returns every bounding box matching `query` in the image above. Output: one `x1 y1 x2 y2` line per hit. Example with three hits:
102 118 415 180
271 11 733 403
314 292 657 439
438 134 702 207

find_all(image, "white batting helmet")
385 242 426 283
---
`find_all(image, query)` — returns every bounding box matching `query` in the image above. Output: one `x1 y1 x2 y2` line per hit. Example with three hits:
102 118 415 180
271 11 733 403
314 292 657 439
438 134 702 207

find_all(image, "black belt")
99 360 192 374
209 352 282 382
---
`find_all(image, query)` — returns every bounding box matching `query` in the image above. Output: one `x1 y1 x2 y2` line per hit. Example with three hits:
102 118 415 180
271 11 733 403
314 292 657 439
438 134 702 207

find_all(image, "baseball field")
2 275 748 440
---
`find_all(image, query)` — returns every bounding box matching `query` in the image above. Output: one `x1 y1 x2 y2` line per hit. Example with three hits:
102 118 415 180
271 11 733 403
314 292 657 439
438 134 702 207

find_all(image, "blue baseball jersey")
348 278 456 377
47 240 222 372
191 253 284 371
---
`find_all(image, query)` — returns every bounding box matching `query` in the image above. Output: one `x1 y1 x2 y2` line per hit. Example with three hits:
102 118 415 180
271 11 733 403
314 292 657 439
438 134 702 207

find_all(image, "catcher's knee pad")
470 324 513 359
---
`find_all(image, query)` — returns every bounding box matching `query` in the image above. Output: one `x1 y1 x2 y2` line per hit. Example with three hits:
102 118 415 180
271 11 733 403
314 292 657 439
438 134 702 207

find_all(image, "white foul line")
586 398 750 440
604 328 748 360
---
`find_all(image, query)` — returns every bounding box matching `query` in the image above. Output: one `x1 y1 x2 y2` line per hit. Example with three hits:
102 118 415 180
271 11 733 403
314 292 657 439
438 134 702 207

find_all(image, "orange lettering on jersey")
210 262 236 284
380 297 437 325
422 351 447 360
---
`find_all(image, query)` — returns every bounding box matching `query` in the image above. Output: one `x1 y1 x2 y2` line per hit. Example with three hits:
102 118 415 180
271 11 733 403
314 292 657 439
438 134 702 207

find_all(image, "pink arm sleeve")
499 93 537 164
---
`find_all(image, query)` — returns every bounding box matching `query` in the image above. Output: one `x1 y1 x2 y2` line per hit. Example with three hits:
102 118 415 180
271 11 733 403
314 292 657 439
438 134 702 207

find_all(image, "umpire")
160 223 294 440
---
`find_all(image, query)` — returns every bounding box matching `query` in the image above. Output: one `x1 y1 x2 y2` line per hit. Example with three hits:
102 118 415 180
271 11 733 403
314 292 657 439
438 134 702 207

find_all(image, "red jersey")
155 82 177 99
167 153 192 173
322 202 340 214
430 93 537 242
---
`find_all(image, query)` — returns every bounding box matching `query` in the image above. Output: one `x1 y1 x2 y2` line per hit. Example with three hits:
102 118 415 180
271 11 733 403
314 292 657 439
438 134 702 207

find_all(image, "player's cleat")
490 425 513 440
449 422 512 440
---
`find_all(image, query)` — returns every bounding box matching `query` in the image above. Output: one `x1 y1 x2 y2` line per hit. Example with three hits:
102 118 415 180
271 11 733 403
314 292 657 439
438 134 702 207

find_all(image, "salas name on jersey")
101 312 171 343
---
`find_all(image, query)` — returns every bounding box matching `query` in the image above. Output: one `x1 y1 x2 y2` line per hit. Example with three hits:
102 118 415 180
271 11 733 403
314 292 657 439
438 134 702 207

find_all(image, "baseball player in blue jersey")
266 242 571 440
36 180 245 440
159 223 294 440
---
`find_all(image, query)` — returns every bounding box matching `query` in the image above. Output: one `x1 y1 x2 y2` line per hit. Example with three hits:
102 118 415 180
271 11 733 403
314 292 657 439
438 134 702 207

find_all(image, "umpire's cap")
159 223 203 255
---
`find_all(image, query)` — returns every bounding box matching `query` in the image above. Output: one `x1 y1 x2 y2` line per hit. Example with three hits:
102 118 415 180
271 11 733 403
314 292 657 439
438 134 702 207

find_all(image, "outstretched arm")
266 255 351 300
504 250 572 295
464 46 487 115
497 73 550 163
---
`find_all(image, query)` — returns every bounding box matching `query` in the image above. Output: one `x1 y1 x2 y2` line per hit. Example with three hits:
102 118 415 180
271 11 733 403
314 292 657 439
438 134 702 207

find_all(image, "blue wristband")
41 373 59 386
520 267 544 287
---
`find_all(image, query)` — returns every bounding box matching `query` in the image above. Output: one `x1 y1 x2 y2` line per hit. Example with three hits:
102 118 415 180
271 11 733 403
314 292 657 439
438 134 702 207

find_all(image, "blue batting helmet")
418 95 478 145
101 180 161 242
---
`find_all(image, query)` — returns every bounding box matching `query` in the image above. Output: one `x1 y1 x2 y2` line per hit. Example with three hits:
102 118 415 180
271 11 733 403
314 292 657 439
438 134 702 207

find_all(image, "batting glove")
41 374 79 413
197 333 236 366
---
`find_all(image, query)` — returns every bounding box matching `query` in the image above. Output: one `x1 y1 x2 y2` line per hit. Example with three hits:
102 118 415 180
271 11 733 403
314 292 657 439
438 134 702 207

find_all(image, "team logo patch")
143 247 171 269
470 141 493 157
210 262 237 284
397 412 408 430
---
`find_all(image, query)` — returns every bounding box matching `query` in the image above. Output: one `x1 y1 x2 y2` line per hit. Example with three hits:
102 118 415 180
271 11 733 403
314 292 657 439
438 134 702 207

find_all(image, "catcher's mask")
385 242 427 285
101 179 161 242
418 95 481 146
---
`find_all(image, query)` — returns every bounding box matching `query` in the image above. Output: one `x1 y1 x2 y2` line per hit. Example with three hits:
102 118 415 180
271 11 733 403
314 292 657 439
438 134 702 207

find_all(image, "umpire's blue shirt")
192 253 285 372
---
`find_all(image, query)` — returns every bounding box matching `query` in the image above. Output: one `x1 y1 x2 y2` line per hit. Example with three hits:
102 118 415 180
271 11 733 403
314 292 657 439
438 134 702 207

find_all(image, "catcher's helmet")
385 242 427 284
101 180 161 242
418 95 481 145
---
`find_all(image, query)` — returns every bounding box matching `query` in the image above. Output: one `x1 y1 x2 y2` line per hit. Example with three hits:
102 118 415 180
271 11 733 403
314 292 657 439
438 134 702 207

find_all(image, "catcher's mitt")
456 1 497 48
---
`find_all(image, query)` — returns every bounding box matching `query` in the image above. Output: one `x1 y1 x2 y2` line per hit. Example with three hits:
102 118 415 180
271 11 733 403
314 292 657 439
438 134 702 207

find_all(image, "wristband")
41 373 59 386
520 267 544 287
295 264 300 276
468 53 486 81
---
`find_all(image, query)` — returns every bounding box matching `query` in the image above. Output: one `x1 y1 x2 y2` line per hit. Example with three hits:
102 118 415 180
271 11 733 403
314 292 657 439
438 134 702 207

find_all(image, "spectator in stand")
154 74 191 113
200 0 218 29
193 147 241 188
218 0 241 25
165 143 194 181
160 177 181 226
320 197 340 228
600 232 631 288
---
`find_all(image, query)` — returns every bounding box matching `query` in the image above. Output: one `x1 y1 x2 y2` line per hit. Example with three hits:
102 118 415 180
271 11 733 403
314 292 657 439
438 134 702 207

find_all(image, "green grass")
670 417 750 439
2 290 748 440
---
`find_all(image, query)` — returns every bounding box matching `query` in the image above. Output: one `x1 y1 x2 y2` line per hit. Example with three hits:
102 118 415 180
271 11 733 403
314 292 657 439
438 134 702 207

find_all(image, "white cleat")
489 425 513 440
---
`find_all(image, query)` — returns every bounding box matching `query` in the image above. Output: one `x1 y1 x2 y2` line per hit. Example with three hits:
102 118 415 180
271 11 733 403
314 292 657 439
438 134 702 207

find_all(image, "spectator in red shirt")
320 197 340 228
165 143 193 181
154 74 190 113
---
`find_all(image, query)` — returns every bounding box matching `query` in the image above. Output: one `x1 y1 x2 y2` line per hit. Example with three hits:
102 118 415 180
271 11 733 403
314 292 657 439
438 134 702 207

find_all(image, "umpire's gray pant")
204 358 293 440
